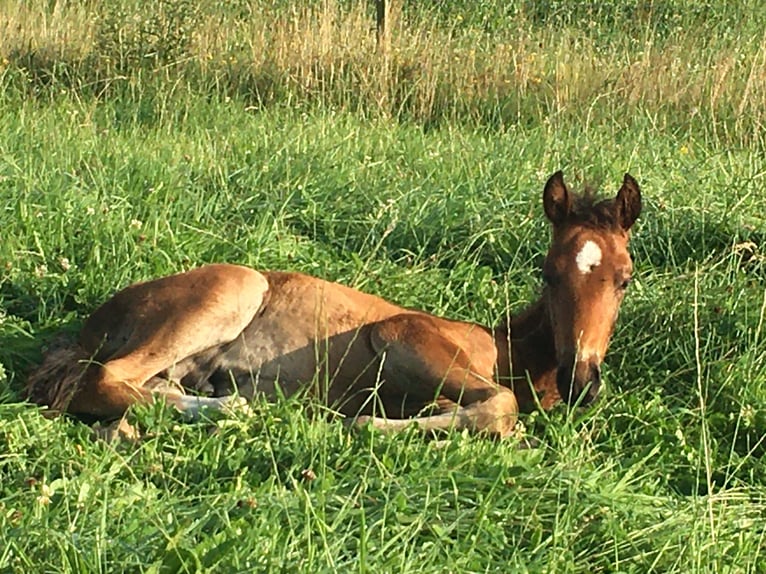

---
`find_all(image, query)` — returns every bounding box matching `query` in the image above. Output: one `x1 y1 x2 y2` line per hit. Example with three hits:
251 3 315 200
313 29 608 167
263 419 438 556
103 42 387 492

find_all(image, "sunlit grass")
1 1 766 572
1 1 766 145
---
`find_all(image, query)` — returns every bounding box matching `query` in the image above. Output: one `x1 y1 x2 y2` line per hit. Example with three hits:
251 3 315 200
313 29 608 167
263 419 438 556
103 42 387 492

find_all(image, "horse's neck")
494 294 560 410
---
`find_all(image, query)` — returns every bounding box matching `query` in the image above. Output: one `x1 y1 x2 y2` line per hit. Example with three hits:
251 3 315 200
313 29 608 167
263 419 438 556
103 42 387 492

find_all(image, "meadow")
1 0 765 571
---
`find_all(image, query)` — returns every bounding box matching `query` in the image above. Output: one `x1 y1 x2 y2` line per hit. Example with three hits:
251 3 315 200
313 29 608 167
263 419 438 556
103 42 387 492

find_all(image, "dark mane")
569 193 620 230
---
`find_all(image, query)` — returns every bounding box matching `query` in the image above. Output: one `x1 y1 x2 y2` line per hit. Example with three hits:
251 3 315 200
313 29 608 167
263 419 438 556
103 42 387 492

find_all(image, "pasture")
1 0 765 571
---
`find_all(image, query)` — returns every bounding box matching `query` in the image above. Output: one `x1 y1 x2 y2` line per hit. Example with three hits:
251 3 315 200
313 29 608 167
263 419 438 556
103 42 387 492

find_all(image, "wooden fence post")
375 0 390 53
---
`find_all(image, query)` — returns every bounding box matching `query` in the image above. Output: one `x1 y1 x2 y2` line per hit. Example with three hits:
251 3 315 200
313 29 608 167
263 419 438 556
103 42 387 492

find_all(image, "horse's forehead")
553 227 630 270
575 240 603 274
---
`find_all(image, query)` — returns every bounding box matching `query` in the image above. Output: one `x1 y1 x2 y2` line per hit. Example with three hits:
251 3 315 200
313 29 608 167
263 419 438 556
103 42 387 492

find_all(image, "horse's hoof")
221 396 252 416
92 417 141 444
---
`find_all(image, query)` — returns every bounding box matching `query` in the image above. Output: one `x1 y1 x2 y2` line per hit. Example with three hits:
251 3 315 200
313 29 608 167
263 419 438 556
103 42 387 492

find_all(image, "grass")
1 1 766 572
2 0 766 145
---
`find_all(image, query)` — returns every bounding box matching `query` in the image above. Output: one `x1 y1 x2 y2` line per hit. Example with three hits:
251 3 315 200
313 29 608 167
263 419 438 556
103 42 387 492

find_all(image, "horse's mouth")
556 362 601 407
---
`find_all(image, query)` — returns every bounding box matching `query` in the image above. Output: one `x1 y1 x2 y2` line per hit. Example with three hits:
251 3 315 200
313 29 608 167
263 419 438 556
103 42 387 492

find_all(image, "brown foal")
26 171 641 438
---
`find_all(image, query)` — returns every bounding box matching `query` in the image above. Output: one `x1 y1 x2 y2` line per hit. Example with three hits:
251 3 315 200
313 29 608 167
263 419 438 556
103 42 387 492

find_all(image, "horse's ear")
543 171 570 225
616 173 642 231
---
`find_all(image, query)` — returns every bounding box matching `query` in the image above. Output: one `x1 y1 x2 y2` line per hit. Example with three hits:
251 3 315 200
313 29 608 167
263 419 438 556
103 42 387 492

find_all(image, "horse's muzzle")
556 358 601 407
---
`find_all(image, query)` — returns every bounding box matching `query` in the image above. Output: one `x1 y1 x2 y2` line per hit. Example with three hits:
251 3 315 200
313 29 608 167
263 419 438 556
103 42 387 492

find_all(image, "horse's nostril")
585 364 602 402
590 364 601 388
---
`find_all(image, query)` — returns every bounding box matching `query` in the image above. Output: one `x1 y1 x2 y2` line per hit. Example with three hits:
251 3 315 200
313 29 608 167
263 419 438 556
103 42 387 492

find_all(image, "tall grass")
2 0 766 144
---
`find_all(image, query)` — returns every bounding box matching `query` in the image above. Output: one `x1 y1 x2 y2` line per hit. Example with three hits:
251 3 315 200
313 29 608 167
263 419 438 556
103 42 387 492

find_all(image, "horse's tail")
25 338 94 415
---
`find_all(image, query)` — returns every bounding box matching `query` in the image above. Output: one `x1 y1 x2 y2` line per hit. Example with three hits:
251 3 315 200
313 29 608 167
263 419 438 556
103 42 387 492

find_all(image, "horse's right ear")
543 171 571 225
615 173 642 231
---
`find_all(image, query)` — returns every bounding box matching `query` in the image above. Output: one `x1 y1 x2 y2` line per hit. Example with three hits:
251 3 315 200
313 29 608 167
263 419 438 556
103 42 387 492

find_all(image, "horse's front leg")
359 313 519 438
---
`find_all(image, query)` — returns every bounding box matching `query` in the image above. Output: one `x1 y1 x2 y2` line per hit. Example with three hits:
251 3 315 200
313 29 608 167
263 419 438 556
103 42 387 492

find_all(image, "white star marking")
575 240 602 274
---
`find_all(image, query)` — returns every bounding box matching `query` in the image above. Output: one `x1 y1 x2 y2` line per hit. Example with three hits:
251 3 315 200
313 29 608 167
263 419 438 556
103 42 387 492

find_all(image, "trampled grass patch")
1 1 765 572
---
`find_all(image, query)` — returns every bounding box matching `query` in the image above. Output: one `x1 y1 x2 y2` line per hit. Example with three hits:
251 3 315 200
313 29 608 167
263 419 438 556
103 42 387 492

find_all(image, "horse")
25 171 641 438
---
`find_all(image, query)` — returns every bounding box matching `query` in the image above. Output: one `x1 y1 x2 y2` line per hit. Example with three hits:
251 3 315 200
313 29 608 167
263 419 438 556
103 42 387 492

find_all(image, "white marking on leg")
575 240 602 274
175 395 249 419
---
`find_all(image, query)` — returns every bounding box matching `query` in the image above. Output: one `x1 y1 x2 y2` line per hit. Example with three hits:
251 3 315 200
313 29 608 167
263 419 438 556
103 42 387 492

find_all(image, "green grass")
1 1 766 572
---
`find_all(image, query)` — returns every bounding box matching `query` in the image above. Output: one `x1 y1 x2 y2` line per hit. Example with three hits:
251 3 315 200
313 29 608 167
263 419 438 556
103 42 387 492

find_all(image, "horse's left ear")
615 173 642 231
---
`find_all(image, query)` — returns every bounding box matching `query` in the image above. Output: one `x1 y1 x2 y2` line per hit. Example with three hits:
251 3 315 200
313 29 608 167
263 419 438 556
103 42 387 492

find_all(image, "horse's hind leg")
66 359 159 418
66 355 245 419
66 265 269 418
364 314 519 438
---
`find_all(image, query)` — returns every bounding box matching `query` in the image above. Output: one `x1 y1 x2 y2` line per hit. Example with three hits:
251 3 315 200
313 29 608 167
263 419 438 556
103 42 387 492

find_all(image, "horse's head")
541 171 641 407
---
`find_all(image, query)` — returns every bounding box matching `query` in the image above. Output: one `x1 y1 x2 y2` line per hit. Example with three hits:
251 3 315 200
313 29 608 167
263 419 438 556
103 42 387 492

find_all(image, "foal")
26 171 641 438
